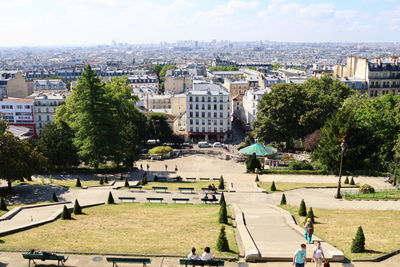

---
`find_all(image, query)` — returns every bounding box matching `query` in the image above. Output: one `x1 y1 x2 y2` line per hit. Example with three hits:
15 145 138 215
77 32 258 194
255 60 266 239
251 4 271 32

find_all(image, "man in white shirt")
201 247 214 261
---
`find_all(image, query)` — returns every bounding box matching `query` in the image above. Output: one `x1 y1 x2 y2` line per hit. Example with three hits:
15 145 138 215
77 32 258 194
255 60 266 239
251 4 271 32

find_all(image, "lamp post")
335 140 346 199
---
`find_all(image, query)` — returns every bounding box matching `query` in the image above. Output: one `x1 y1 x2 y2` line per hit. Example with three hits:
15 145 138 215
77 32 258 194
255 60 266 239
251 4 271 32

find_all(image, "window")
190 127 193 132
195 119 199 125
201 104 205 110
189 119 193 124
25 105 30 109
17 105 22 109
196 127 199 132
214 120 217 125
202 127 205 132
189 104 193 109
190 96 193 102
195 97 199 102
214 104 217 110
38 115 41 121
189 112 193 117
208 120 211 125
47 115 50 121
195 104 199 109
214 112 217 118
195 112 199 117
208 104 211 109
201 112 205 117
201 97 205 102
202 120 205 125
220 120 223 125
220 104 223 110
220 112 223 118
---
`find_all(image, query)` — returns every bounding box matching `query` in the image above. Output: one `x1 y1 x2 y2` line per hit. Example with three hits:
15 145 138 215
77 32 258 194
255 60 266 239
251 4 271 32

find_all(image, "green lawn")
0 203 238 257
14 179 110 189
142 181 218 191
280 205 400 259
344 190 400 200
258 182 356 193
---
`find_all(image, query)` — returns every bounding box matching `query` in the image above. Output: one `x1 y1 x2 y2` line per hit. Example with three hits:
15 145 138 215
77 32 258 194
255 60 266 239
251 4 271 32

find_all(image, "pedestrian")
293 243 307 267
165 164 168 171
147 164 149 171
304 218 314 244
175 165 178 172
312 241 325 267
140 164 143 170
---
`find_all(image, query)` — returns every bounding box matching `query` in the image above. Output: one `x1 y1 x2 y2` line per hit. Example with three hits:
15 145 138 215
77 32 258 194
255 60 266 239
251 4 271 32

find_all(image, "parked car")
198 141 211 148
213 142 223 148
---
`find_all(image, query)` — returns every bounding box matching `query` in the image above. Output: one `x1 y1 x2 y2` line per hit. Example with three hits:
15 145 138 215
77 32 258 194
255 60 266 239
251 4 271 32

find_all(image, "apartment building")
164 69 192 94
242 88 270 129
33 92 67 135
33 79 67 91
185 83 231 142
223 79 249 96
127 75 159 91
0 97 36 136
0 72 31 98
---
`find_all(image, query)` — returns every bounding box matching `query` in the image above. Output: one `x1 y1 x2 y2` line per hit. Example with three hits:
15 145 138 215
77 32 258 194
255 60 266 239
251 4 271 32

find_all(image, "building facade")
33 93 67 135
164 69 192 94
33 79 67 91
0 97 36 136
242 88 269 130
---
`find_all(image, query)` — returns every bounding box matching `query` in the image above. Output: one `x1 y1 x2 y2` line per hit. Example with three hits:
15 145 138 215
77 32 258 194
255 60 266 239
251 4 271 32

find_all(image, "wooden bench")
212 178 221 181
147 197 164 203
186 178 196 181
152 186 168 192
172 198 190 204
199 178 210 181
118 197 136 203
201 187 217 193
201 198 218 204
106 257 151 267
179 259 224 266
128 185 143 191
22 253 68 266
178 187 195 193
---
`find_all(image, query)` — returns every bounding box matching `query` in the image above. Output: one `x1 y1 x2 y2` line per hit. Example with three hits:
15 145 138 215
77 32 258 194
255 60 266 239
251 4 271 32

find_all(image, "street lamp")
335 140 347 199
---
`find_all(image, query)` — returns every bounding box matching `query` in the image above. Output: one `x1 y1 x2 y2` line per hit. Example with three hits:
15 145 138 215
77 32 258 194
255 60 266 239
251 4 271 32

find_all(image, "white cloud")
0 0 31 8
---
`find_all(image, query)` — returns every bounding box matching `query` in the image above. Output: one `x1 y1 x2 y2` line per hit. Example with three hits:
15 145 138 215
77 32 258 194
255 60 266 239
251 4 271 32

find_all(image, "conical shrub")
218 204 228 224
218 176 225 190
350 177 355 185
306 207 315 223
271 181 277 191
61 205 71 220
0 197 8 211
75 177 82 188
52 192 58 202
255 175 259 182
124 178 130 188
99 176 104 185
216 226 230 252
298 199 307 216
351 226 365 253
219 193 226 206
344 176 349 184
73 199 82 215
107 192 115 204
280 194 287 205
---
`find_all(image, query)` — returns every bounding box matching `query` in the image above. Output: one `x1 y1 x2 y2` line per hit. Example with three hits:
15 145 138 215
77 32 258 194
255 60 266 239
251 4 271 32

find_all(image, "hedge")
263 169 327 175
148 146 173 155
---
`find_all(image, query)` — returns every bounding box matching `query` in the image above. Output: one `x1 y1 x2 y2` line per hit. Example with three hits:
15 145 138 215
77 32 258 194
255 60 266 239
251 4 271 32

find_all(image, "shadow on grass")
364 249 383 254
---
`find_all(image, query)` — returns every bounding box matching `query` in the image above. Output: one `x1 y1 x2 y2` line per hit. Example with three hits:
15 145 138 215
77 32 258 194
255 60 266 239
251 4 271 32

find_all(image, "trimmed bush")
218 204 228 224
61 205 71 220
218 176 225 190
288 160 313 170
148 146 173 155
351 226 365 253
0 197 8 211
104 176 109 184
306 207 315 223
154 175 158 182
99 176 104 185
216 226 230 252
107 192 115 204
359 184 375 194
246 153 261 173
219 193 226 206
270 181 277 191
298 199 307 216
141 175 148 185
280 194 287 205
344 176 349 184
350 177 355 185
124 178 130 188
73 199 82 215
75 177 82 188
255 175 259 182
52 192 58 202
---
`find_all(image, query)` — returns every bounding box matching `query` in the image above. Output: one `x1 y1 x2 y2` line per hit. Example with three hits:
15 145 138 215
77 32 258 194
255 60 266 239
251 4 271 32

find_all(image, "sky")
0 0 399 46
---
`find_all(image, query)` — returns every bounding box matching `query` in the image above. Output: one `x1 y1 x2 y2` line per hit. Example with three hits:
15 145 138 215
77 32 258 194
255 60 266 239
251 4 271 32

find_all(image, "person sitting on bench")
211 194 217 201
187 247 201 260
201 247 214 261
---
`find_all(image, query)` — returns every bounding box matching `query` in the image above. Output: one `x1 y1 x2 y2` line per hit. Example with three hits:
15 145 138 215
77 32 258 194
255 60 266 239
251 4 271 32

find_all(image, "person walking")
312 241 325 267
304 218 314 244
175 165 178 172
147 164 149 171
293 244 307 267
165 164 168 171
140 164 143 170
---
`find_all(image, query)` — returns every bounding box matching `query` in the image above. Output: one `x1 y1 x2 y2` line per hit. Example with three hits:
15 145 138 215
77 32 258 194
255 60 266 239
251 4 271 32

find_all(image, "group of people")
187 247 214 261
293 241 328 267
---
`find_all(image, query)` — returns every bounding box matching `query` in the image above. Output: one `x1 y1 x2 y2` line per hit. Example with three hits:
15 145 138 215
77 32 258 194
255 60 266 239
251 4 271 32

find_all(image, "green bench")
172 198 190 204
212 178 221 181
118 197 136 202
128 185 143 191
201 198 218 204
201 187 217 193
186 178 196 181
152 186 168 192
22 252 68 266
178 187 195 193
179 259 224 266
147 197 164 203
106 257 151 267
199 178 210 181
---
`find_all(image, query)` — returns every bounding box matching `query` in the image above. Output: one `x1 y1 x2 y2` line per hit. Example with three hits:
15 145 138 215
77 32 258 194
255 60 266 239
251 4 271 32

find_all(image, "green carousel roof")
239 143 277 156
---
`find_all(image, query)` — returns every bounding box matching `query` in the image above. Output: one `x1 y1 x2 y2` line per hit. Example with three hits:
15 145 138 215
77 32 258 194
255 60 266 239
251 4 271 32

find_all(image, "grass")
142 181 218 191
0 203 238 257
280 205 400 259
14 179 110 189
344 190 400 200
257 182 357 193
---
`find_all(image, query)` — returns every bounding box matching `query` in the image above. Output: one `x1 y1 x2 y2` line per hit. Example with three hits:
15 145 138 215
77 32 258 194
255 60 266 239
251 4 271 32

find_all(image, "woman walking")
312 241 325 267
304 218 314 244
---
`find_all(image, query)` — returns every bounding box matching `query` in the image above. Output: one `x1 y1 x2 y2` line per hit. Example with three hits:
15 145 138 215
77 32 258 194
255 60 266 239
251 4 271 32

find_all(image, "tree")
219 193 226 206
61 205 71 220
304 130 321 152
344 176 349 184
272 63 281 70
107 192 115 204
124 177 130 188
298 199 307 216
104 176 109 184
73 199 82 215
280 194 287 205
147 112 174 143
75 177 82 188
0 197 7 211
351 226 365 253
350 177 355 185
152 65 163 80
218 176 225 190
219 204 228 224
37 121 79 169
306 207 315 223
52 192 58 202
0 133 47 189
159 65 177 82
216 226 230 252
209 66 239 71
246 153 261 172
270 181 277 191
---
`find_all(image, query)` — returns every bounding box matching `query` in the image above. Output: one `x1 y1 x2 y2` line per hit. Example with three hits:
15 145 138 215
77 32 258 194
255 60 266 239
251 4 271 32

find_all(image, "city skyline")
0 0 400 46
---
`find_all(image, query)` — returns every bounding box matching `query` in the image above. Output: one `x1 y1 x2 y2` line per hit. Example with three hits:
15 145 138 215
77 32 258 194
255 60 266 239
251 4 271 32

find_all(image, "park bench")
147 197 164 203
106 257 151 267
186 178 196 181
178 187 195 193
172 198 190 204
212 178 221 181
201 187 217 193
152 186 168 193
179 259 224 266
128 185 143 192
201 198 218 204
199 178 210 181
22 252 68 266
118 197 136 203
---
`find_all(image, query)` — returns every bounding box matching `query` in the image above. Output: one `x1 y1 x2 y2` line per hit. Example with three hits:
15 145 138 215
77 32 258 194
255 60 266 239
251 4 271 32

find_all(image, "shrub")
270 181 277 191
124 178 130 188
216 226 230 252
52 192 58 202
298 199 307 216
99 176 104 185
218 204 228 224
280 194 287 205
255 175 259 182
104 176 109 184
107 192 115 204
148 146 173 155
246 153 261 173
141 176 147 185
262 169 326 175
359 184 375 194
306 207 315 223
61 205 71 220
350 177 355 185
344 176 349 184
154 175 158 182
0 197 8 211
73 199 82 215
218 176 225 190
351 226 365 253
75 177 82 188
219 193 226 206
288 160 313 170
